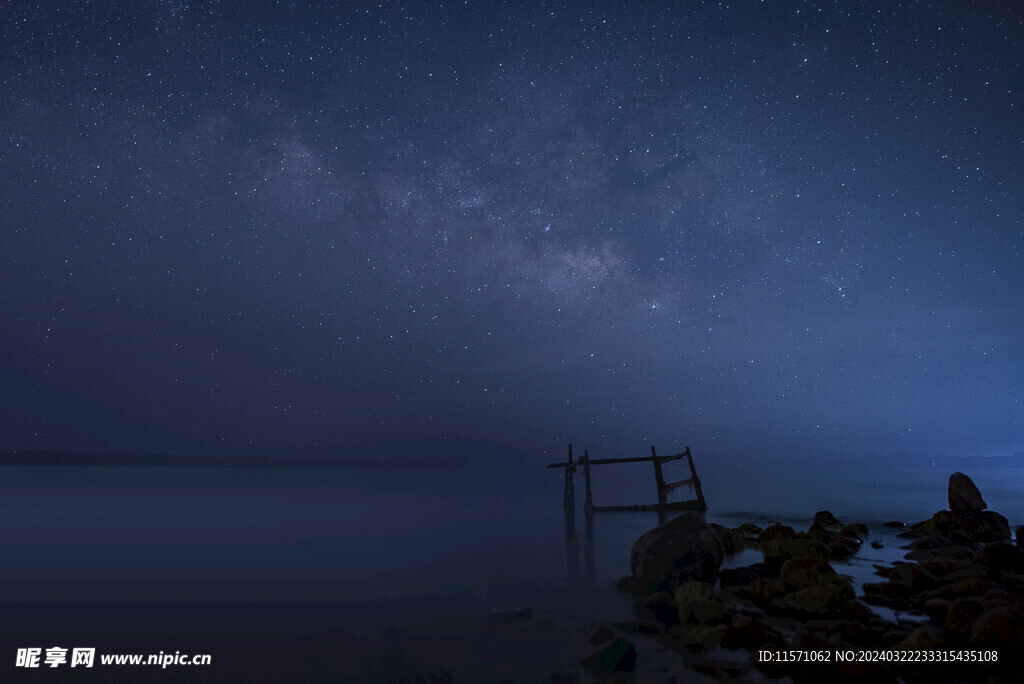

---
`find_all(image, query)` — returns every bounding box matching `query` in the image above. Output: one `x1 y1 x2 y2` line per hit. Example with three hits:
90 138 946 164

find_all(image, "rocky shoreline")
563 471 1022 683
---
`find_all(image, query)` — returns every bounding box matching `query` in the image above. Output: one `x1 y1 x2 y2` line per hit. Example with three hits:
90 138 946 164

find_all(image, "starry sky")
1 1 1021 464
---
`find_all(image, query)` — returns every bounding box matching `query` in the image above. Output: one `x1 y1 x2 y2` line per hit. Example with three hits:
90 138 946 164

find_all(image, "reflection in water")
564 506 596 589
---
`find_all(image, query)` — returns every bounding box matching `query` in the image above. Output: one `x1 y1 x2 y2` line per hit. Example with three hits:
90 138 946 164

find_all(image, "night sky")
2 1 1021 464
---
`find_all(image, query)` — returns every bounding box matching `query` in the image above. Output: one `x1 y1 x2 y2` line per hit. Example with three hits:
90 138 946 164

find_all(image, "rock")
718 563 775 589
825 536 861 560
944 597 985 644
918 556 973 579
948 471 986 511
768 582 856 618
904 544 977 563
614 575 634 594
805 618 880 648
736 522 763 537
970 605 1024 649
634 591 677 627
845 522 870 537
678 597 729 626
674 580 718 605
861 581 913 610
913 509 1010 542
721 614 785 651
1017 526 1024 549
581 636 636 674
630 512 724 594
757 523 796 542
724 578 786 608
871 540 884 549
549 672 578 684
668 623 729 652
897 625 944 649
981 541 1024 574
778 557 839 590
923 597 950 621
883 520 906 529
888 560 938 590
813 510 841 527
761 538 828 566
709 522 746 555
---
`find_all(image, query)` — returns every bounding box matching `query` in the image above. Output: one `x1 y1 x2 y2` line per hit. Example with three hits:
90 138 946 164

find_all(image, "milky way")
1 2 1021 463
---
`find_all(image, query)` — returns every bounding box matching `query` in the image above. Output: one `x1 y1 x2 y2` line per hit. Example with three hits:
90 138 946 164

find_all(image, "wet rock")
883 520 906 529
581 636 636 674
871 540 884 549
825 536 861 560
861 580 914 610
630 512 724 594
948 471 987 511
913 509 1010 543
844 522 870 538
768 581 856 618
888 560 938 591
904 544 977 563
736 522 763 537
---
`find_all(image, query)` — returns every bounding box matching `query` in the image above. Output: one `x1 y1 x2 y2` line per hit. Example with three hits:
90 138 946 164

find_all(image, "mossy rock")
779 556 838 590
761 538 828 564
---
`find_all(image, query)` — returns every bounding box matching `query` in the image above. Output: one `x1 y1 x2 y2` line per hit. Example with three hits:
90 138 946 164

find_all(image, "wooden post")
685 446 706 509
582 449 594 515
563 444 576 516
651 445 667 506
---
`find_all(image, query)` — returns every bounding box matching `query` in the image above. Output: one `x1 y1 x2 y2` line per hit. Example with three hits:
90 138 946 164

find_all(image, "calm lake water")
0 460 1019 672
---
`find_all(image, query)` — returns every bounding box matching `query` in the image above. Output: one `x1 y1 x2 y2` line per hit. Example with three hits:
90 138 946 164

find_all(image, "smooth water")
0 462 1020 639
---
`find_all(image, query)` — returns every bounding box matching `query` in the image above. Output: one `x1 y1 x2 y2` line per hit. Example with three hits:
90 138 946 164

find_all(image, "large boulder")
948 472 986 511
630 513 724 594
913 510 1010 543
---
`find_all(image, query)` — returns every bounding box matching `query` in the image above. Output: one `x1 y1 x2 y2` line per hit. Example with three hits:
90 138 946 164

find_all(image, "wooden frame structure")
546 444 706 513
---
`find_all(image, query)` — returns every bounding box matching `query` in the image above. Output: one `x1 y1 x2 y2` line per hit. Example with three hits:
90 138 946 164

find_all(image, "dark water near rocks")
0 461 1019 675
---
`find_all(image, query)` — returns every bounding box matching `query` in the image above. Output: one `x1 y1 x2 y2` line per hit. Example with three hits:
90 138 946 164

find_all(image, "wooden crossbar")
546 444 707 513
664 478 694 492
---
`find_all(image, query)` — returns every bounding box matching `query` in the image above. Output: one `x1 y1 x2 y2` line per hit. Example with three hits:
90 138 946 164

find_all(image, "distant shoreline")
0 451 465 469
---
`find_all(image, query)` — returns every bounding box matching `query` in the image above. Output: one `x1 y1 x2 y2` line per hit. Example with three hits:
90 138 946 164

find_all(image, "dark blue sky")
1 1 1021 463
